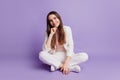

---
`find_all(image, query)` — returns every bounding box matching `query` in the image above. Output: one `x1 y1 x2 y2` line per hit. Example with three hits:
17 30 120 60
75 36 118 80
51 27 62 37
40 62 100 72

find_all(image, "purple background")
0 0 120 80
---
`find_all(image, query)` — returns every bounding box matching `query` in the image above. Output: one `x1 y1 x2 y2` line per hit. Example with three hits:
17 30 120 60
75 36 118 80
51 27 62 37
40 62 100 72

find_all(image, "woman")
39 11 88 75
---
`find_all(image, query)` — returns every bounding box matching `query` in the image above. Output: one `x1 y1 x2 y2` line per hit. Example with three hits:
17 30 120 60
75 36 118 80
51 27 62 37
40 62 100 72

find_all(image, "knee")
80 52 89 62
39 51 48 60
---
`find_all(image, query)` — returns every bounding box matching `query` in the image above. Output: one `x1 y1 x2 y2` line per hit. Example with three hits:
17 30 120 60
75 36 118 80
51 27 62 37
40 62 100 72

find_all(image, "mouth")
53 24 58 27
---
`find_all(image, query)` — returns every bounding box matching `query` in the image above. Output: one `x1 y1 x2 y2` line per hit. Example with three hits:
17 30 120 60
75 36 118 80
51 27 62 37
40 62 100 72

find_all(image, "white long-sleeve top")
42 26 74 57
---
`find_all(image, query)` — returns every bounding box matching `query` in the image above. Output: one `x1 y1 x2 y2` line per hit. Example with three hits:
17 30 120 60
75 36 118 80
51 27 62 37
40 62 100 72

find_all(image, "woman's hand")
50 27 57 35
60 63 70 75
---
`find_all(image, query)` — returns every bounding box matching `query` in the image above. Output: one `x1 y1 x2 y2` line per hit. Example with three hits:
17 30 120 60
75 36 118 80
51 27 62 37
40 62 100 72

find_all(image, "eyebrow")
49 16 57 21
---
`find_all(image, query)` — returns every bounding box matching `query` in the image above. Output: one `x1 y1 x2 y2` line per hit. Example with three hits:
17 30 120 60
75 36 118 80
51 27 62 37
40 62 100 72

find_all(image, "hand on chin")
53 26 58 28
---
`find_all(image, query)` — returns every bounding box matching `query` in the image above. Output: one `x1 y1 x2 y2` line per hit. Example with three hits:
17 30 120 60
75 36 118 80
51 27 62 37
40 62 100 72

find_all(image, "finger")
65 69 67 75
63 69 66 74
65 68 69 75
50 29 52 32
65 69 68 75
60 67 63 71
64 70 67 75
67 70 70 75
63 69 67 75
52 28 55 32
53 27 57 32
53 29 54 32
67 68 69 73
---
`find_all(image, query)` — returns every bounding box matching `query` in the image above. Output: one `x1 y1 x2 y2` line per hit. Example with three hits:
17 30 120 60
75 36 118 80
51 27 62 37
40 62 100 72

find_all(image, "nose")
53 19 56 24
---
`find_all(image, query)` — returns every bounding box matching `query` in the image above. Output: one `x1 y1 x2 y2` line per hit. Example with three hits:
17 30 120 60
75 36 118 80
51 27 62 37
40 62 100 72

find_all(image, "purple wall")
0 0 120 60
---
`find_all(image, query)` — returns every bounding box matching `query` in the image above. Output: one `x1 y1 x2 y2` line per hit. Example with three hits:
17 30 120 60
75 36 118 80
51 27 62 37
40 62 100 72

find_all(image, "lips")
53 23 58 27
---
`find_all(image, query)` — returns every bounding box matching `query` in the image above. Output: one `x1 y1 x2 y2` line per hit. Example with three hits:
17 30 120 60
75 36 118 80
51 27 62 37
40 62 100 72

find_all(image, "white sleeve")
42 32 52 52
65 26 74 57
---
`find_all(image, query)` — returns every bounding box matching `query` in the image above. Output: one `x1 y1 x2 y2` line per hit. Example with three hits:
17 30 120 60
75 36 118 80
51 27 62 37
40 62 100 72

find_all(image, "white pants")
39 51 88 69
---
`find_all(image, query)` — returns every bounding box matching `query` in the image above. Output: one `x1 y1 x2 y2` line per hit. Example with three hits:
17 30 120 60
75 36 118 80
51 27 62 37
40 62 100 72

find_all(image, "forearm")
46 34 53 48
63 56 71 65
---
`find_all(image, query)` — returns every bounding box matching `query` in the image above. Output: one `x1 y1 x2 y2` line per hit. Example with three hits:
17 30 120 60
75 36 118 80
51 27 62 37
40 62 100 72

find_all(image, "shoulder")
63 25 72 32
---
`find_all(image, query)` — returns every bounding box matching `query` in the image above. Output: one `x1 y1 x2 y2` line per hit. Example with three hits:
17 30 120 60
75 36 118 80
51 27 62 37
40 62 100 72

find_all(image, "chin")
54 26 59 28
56 25 60 27
53 24 59 28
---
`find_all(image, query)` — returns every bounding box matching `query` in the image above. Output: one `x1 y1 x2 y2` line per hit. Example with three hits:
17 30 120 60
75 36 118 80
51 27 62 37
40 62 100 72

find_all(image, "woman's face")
48 14 60 28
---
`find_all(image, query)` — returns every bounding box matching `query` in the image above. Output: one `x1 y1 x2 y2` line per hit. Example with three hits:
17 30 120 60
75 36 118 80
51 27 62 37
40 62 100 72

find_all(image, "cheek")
50 22 53 25
57 19 60 24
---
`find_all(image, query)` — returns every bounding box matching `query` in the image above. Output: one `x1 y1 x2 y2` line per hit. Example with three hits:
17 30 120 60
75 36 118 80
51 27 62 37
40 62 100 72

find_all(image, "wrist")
50 33 54 35
49 33 54 37
63 62 69 66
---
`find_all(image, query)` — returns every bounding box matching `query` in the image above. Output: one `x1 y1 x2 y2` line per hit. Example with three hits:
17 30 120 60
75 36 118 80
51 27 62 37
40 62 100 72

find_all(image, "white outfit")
39 26 88 70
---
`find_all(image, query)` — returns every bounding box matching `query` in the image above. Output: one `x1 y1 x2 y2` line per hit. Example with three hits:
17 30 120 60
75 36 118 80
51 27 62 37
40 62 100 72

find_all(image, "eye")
54 17 57 20
49 20 53 22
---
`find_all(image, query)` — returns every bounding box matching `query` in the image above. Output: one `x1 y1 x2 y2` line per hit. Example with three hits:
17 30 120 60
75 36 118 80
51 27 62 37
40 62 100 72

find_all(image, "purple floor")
0 53 120 80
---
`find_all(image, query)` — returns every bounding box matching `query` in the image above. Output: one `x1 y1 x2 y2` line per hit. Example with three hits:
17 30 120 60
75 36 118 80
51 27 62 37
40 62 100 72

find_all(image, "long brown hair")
46 11 66 49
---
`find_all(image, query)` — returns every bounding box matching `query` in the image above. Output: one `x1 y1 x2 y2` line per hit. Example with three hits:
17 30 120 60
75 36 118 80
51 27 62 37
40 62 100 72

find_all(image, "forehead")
48 14 57 20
